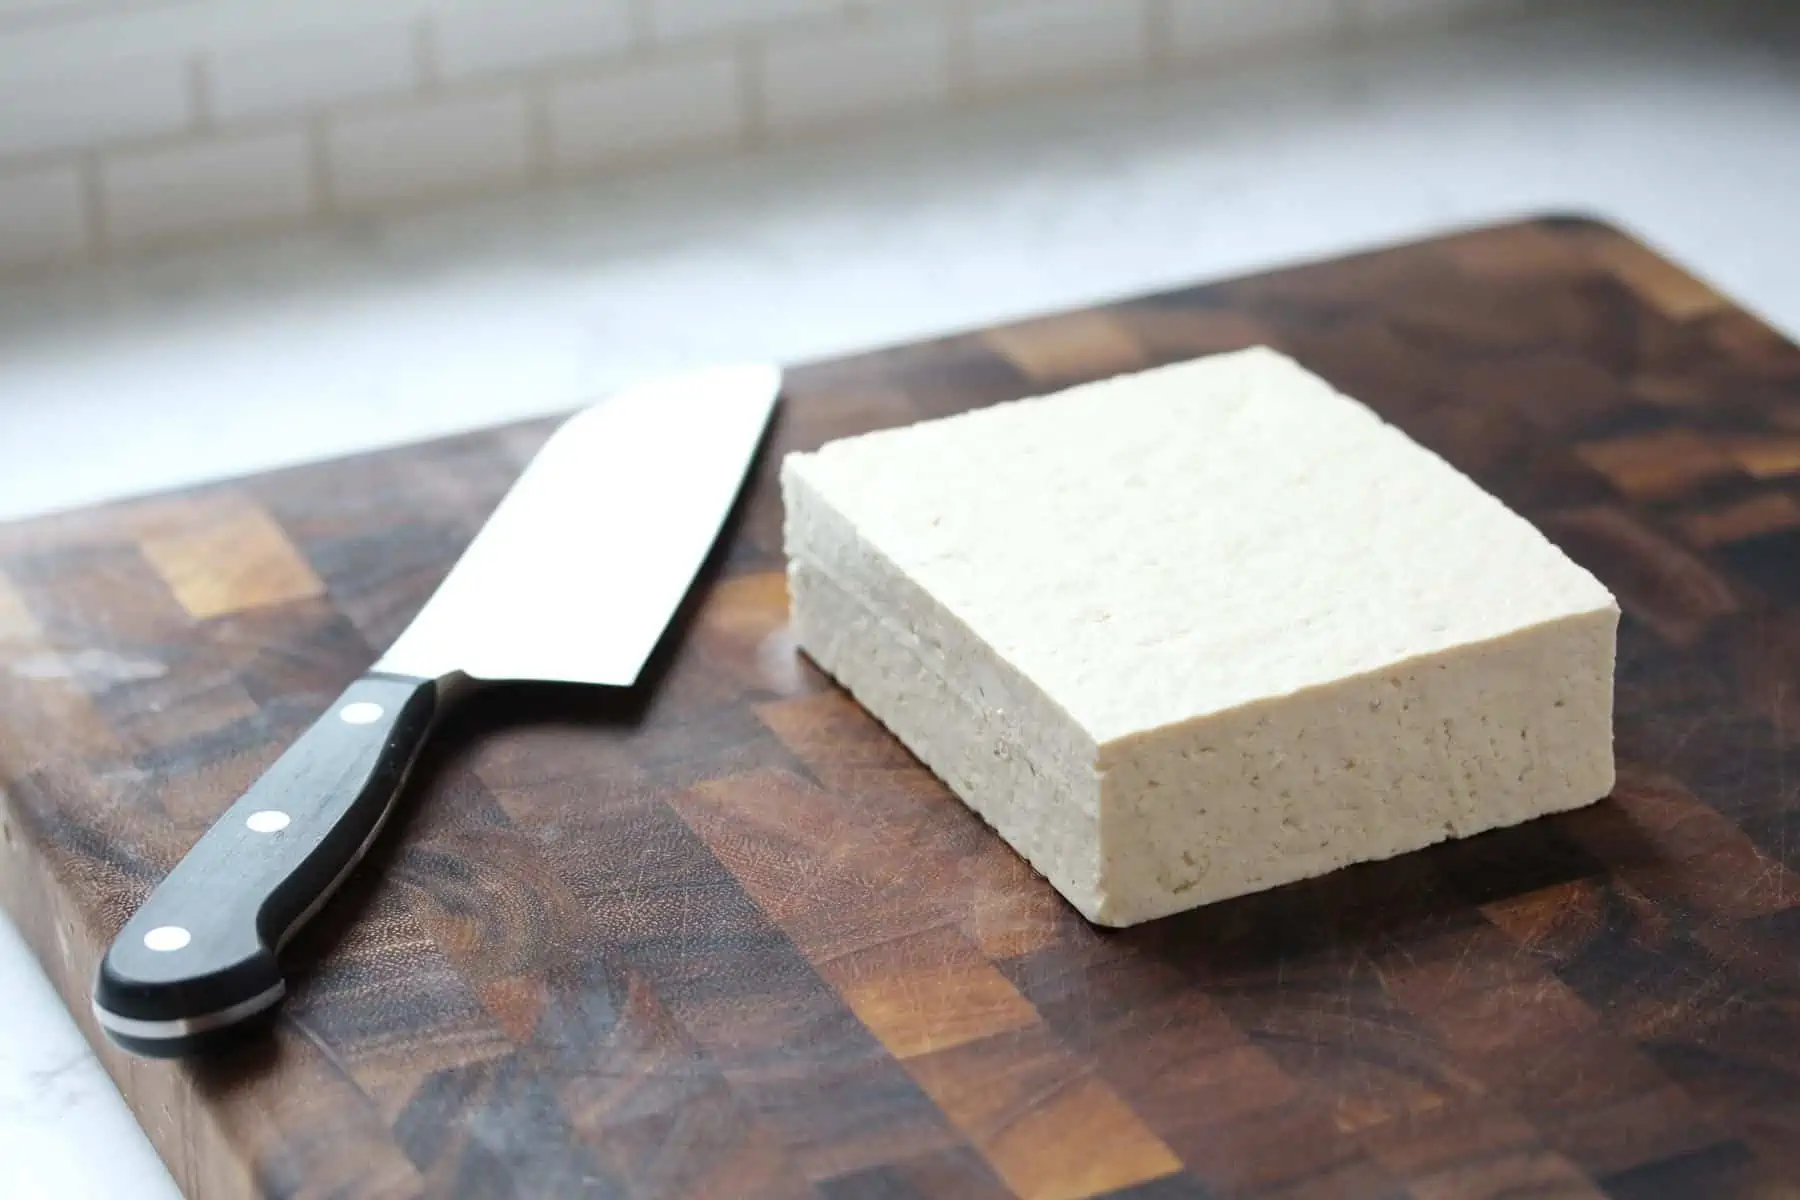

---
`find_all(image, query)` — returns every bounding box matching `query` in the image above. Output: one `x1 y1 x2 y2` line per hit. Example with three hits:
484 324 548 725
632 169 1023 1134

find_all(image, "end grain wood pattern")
3 217 1800 1199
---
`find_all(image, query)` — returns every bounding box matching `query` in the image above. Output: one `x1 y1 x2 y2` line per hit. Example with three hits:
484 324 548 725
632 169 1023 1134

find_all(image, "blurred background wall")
0 0 1535 273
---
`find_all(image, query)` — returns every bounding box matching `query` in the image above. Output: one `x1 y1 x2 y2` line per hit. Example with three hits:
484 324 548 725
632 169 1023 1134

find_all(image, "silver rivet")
144 926 190 952
246 810 290 834
340 701 383 725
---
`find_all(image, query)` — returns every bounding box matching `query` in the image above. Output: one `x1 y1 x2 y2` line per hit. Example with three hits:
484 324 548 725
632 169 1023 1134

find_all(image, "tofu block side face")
786 559 1107 916
1092 606 1618 926
781 347 1620 927
781 464 1103 789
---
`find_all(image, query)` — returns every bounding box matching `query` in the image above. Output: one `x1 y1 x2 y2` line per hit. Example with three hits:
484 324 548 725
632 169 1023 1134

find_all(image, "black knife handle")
92 673 438 1057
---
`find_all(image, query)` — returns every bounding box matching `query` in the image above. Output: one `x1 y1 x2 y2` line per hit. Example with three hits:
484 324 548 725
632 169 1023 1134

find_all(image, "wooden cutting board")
3 217 1799 1200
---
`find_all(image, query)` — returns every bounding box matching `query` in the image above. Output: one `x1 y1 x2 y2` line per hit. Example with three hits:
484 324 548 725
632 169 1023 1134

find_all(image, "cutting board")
3 218 1799 1200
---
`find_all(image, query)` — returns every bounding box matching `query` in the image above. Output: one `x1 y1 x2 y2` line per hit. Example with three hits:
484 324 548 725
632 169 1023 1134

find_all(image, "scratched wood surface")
3 217 1800 1199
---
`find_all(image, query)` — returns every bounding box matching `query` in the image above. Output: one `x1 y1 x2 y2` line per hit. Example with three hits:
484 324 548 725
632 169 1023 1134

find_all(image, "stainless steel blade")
374 362 780 686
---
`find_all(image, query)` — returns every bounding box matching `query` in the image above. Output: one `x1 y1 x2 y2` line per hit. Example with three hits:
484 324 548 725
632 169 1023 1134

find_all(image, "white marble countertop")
1 3 1797 1195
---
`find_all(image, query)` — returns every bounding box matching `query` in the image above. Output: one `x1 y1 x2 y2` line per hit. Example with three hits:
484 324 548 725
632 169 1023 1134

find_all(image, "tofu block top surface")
784 347 1617 748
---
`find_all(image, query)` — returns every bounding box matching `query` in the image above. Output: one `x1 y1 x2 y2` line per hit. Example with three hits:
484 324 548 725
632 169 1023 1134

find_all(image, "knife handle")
92 673 438 1058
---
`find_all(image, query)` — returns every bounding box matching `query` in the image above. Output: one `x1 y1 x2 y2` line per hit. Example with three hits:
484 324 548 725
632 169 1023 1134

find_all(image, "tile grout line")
76 150 105 258
187 53 214 133
307 114 336 221
414 13 441 93
1144 0 1173 77
946 2 974 107
625 0 656 46
525 80 555 187
739 35 768 152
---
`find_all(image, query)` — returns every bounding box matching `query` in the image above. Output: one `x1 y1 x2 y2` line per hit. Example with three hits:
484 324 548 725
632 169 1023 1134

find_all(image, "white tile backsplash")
1349 0 1516 28
0 0 1549 270
0 164 86 268
0 0 93 18
548 51 745 169
760 12 952 135
100 129 313 247
0 53 189 158
326 91 531 211
967 0 1150 97
206 19 421 124
434 0 633 80
649 0 841 43
1168 0 1347 58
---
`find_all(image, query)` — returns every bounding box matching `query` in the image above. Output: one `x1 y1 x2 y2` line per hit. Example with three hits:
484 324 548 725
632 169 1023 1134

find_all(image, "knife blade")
92 362 781 1057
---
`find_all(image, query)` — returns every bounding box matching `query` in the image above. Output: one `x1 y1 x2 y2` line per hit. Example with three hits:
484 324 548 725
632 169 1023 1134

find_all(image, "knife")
92 363 781 1058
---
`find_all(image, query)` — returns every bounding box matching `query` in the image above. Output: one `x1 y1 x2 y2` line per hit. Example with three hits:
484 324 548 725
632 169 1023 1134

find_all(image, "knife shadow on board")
167 391 784 1073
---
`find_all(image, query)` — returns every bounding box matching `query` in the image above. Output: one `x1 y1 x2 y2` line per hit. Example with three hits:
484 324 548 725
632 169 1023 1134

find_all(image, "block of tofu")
781 347 1618 926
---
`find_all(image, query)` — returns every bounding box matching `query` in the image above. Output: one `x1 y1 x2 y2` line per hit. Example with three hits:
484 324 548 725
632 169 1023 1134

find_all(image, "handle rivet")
340 701 384 725
247 810 291 834
144 926 190 952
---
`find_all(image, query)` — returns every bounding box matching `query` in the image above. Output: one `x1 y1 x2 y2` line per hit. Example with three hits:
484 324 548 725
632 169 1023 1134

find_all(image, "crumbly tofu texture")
781 347 1618 926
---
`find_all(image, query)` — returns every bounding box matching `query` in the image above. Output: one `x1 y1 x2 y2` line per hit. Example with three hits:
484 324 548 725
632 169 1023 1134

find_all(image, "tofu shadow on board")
1116 809 1605 979
189 411 779 1070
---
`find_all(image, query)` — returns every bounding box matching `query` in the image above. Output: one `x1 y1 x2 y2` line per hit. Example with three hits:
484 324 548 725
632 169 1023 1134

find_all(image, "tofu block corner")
781 347 1618 926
